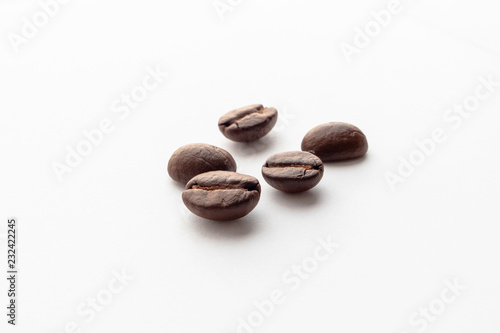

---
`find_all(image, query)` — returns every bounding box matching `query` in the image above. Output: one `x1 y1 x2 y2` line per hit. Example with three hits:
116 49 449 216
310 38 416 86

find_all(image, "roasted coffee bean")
262 151 324 193
218 104 278 142
182 171 261 221
168 143 237 184
301 122 368 162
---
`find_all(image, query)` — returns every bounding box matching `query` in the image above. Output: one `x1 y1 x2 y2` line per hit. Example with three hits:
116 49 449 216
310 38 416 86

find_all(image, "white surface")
1 0 500 332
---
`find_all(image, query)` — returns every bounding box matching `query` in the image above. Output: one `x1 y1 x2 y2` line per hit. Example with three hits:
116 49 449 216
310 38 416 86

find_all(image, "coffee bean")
301 122 368 162
218 104 278 142
168 144 237 184
182 171 261 221
262 151 324 193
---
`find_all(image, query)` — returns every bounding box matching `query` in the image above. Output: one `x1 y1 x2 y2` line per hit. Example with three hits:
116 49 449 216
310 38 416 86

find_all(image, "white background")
1 0 500 332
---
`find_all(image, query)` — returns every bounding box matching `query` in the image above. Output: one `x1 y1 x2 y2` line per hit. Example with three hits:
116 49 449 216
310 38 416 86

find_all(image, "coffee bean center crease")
266 164 318 170
222 109 265 127
191 185 248 191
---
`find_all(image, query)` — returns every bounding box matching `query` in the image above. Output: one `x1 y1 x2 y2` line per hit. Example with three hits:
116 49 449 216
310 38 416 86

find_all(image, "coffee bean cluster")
168 104 368 221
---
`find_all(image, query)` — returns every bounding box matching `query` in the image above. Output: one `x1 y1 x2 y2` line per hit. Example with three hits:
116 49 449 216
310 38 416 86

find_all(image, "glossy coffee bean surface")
182 171 261 221
168 143 237 184
301 122 368 162
218 104 278 142
262 151 324 193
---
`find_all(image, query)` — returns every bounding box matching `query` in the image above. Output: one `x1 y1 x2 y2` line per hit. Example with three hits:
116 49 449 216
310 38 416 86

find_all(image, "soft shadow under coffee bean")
301 122 368 162
168 143 237 184
182 171 261 221
218 104 278 142
262 151 324 193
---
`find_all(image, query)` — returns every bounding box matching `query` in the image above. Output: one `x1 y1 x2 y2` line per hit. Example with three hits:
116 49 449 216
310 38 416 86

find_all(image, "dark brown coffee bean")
301 122 368 162
168 144 237 184
218 104 278 142
262 151 324 193
182 171 261 221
